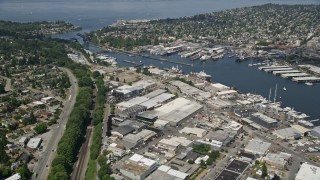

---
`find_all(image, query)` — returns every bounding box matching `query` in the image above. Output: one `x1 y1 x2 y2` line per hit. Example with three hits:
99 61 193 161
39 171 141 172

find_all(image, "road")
33 68 78 180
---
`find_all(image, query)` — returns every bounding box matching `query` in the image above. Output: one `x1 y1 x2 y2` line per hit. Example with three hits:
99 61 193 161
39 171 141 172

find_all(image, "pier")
264 67 293 72
272 70 301 75
292 76 320 82
281 73 310 79
258 66 288 70
140 54 193 67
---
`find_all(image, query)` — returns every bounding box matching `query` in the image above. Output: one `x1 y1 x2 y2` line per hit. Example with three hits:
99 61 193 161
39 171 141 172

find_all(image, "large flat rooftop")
153 97 203 125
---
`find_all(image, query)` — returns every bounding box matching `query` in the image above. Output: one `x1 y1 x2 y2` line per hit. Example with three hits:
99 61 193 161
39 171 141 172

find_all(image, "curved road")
33 67 78 180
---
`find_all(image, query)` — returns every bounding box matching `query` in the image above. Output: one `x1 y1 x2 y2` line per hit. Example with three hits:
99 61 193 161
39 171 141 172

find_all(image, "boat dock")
258 66 288 70
122 60 143 67
140 54 193 66
292 76 320 82
264 67 293 72
281 73 310 78
272 70 301 75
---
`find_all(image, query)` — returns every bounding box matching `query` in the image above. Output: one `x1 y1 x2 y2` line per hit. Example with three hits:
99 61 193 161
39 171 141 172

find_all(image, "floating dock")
281 73 310 78
264 67 293 72
272 70 301 75
292 76 320 82
258 66 288 70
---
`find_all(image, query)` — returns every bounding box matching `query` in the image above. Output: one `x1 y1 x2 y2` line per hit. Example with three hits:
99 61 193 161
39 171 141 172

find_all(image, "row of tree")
49 53 93 179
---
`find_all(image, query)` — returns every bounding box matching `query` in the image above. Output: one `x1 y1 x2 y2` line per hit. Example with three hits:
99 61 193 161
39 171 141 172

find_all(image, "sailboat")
283 87 287 91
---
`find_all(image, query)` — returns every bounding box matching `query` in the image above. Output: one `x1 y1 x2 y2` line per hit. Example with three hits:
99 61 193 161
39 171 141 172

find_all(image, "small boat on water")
283 87 287 91
305 82 313 86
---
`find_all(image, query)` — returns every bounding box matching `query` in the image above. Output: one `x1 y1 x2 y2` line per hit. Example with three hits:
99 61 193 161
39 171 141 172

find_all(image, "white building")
26 137 42 151
5 173 21 180
295 163 320 180
244 138 271 156
263 152 291 168
120 154 157 180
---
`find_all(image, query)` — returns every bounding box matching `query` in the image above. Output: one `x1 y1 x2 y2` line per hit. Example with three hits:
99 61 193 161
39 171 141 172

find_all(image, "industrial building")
139 93 175 109
111 125 135 138
116 89 174 110
120 154 157 180
132 80 157 91
204 130 236 147
112 85 144 99
146 165 189 180
118 120 146 131
311 126 320 138
108 143 126 157
244 138 271 156
151 98 203 126
123 129 157 148
158 136 192 154
179 127 207 138
273 127 302 140
251 112 278 129
117 105 147 119
295 163 320 180
263 152 291 169
123 134 144 148
223 121 243 135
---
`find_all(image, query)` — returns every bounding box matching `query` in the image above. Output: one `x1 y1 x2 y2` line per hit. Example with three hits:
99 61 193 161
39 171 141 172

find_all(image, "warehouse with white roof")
152 98 203 126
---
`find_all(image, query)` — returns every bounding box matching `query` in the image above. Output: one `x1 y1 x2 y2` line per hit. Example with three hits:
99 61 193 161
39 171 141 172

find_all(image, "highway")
33 68 78 180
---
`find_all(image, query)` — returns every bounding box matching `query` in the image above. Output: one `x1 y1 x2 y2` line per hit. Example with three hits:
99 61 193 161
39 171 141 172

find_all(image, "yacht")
194 71 211 81
283 87 287 91
305 82 313 86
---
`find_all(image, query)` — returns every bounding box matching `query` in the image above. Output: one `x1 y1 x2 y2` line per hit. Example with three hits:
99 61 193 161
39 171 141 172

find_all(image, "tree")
261 163 268 178
272 174 280 180
187 159 194 164
98 165 112 179
136 67 141 73
123 79 126 83
109 76 114 81
92 71 101 79
115 77 119 82
0 131 9 163
34 122 48 134
17 164 32 180
0 83 5 94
